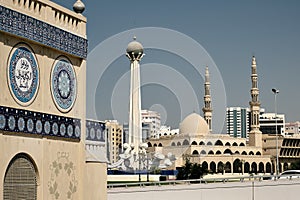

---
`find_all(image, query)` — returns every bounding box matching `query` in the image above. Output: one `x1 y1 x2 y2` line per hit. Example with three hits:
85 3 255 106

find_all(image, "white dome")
179 113 209 135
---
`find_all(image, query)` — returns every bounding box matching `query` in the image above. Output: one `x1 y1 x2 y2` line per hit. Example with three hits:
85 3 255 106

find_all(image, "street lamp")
272 88 279 178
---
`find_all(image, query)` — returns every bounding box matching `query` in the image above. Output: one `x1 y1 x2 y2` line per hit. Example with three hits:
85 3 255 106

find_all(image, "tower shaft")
249 56 262 147
128 59 142 151
202 66 212 132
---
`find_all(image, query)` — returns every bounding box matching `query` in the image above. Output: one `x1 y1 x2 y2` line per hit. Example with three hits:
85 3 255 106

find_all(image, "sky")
53 0 300 133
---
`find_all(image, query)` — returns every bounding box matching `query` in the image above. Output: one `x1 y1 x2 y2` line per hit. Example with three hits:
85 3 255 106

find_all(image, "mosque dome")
73 0 85 14
179 113 209 135
126 37 143 59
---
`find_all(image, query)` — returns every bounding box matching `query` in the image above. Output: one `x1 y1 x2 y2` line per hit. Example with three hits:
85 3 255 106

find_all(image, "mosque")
0 0 106 199
146 56 300 175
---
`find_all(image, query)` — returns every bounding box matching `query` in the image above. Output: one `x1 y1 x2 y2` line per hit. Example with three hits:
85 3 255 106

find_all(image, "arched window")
208 150 214 155
171 142 176 146
232 142 238 146
216 150 221 155
191 141 197 145
192 150 199 155
4 154 38 200
147 142 152 147
234 151 240 155
225 142 231 146
154 143 157 147
224 149 232 155
207 141 213 146
200 150 206 155
183 139 189 146
249 151 254 155
239 143 245 146
215 140 223 146
158 143 162 147
199 141 205 145
210 162 216 173
256 151 261 155
177 142 181 146
242 151 247 155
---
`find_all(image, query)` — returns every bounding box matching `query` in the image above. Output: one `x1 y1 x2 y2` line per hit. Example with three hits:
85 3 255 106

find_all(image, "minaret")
202 66 213 132
126 37 144 153
249 56 262 147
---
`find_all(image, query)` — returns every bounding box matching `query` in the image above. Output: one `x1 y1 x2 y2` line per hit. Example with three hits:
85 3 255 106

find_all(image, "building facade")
260 113 286 135
0 1 106 199
105 120 123 164
141 109 161 139
226 107 250 139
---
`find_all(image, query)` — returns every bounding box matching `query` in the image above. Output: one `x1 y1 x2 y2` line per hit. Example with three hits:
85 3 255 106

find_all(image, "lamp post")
272 88 279 178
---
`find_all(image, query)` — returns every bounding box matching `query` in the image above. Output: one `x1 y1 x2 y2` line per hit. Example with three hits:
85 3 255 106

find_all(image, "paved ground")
108 179 300 200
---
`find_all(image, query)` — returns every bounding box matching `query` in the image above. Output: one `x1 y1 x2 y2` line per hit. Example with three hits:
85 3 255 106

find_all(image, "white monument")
126 36 144 153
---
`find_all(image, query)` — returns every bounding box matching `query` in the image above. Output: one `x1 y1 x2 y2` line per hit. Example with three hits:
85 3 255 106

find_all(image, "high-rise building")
285 121 300 136
141 109 161 139
259 113 285 135
226 107 250 139
105 120 123 164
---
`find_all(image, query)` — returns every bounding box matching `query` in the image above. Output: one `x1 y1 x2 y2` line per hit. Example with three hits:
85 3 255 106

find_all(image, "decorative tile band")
0 5 88 58
0 106 81 140
86 120 105 142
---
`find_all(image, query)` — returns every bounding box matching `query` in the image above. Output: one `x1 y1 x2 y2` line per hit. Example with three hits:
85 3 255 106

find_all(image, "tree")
289 159 300 170
176 158 207 180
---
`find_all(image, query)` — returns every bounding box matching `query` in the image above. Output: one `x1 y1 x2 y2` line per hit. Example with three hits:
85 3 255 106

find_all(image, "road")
108 179 300 200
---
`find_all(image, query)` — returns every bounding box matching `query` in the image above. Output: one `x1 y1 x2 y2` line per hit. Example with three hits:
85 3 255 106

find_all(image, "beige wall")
0 1 106 199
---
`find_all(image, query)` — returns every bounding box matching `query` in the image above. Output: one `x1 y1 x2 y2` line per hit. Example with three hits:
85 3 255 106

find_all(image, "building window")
4 154 37 200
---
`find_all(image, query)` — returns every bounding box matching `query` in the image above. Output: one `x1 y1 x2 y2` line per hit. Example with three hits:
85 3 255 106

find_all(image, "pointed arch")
177 141 181 146
199 141 205 145
266 162 272 173
158 143 162 147
239 142 245 146
244 162 250 173
215 140 223 146
224 149 232 155
249 151 254 155
256 151 261 155
210 162 216 173
208 150 214 155
183 139 189 146
202 161 208 171
192 150 199 155
232 142 238 146
225 142 231 146
258 162 264 173
216 150 221 155
242 151 247 155
191 141 198 145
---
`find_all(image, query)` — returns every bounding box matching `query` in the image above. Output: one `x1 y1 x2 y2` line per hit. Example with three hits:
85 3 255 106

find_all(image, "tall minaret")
202 66 213 132
126 37 144 152
249 56 262 147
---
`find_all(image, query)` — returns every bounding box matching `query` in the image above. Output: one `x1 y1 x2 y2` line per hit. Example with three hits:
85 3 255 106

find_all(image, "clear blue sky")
54 0 300 132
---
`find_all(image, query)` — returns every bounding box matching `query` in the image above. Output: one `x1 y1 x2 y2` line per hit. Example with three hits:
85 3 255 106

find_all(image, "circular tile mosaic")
18 117 25 131
51 58 76 112
44 121 51 134
8 116 16 130
36 120 42 134
8 45 39 106
27 118 34 132
0 114 6 129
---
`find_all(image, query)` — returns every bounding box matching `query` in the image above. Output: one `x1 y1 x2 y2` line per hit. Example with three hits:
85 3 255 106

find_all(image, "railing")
107 174 300 189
